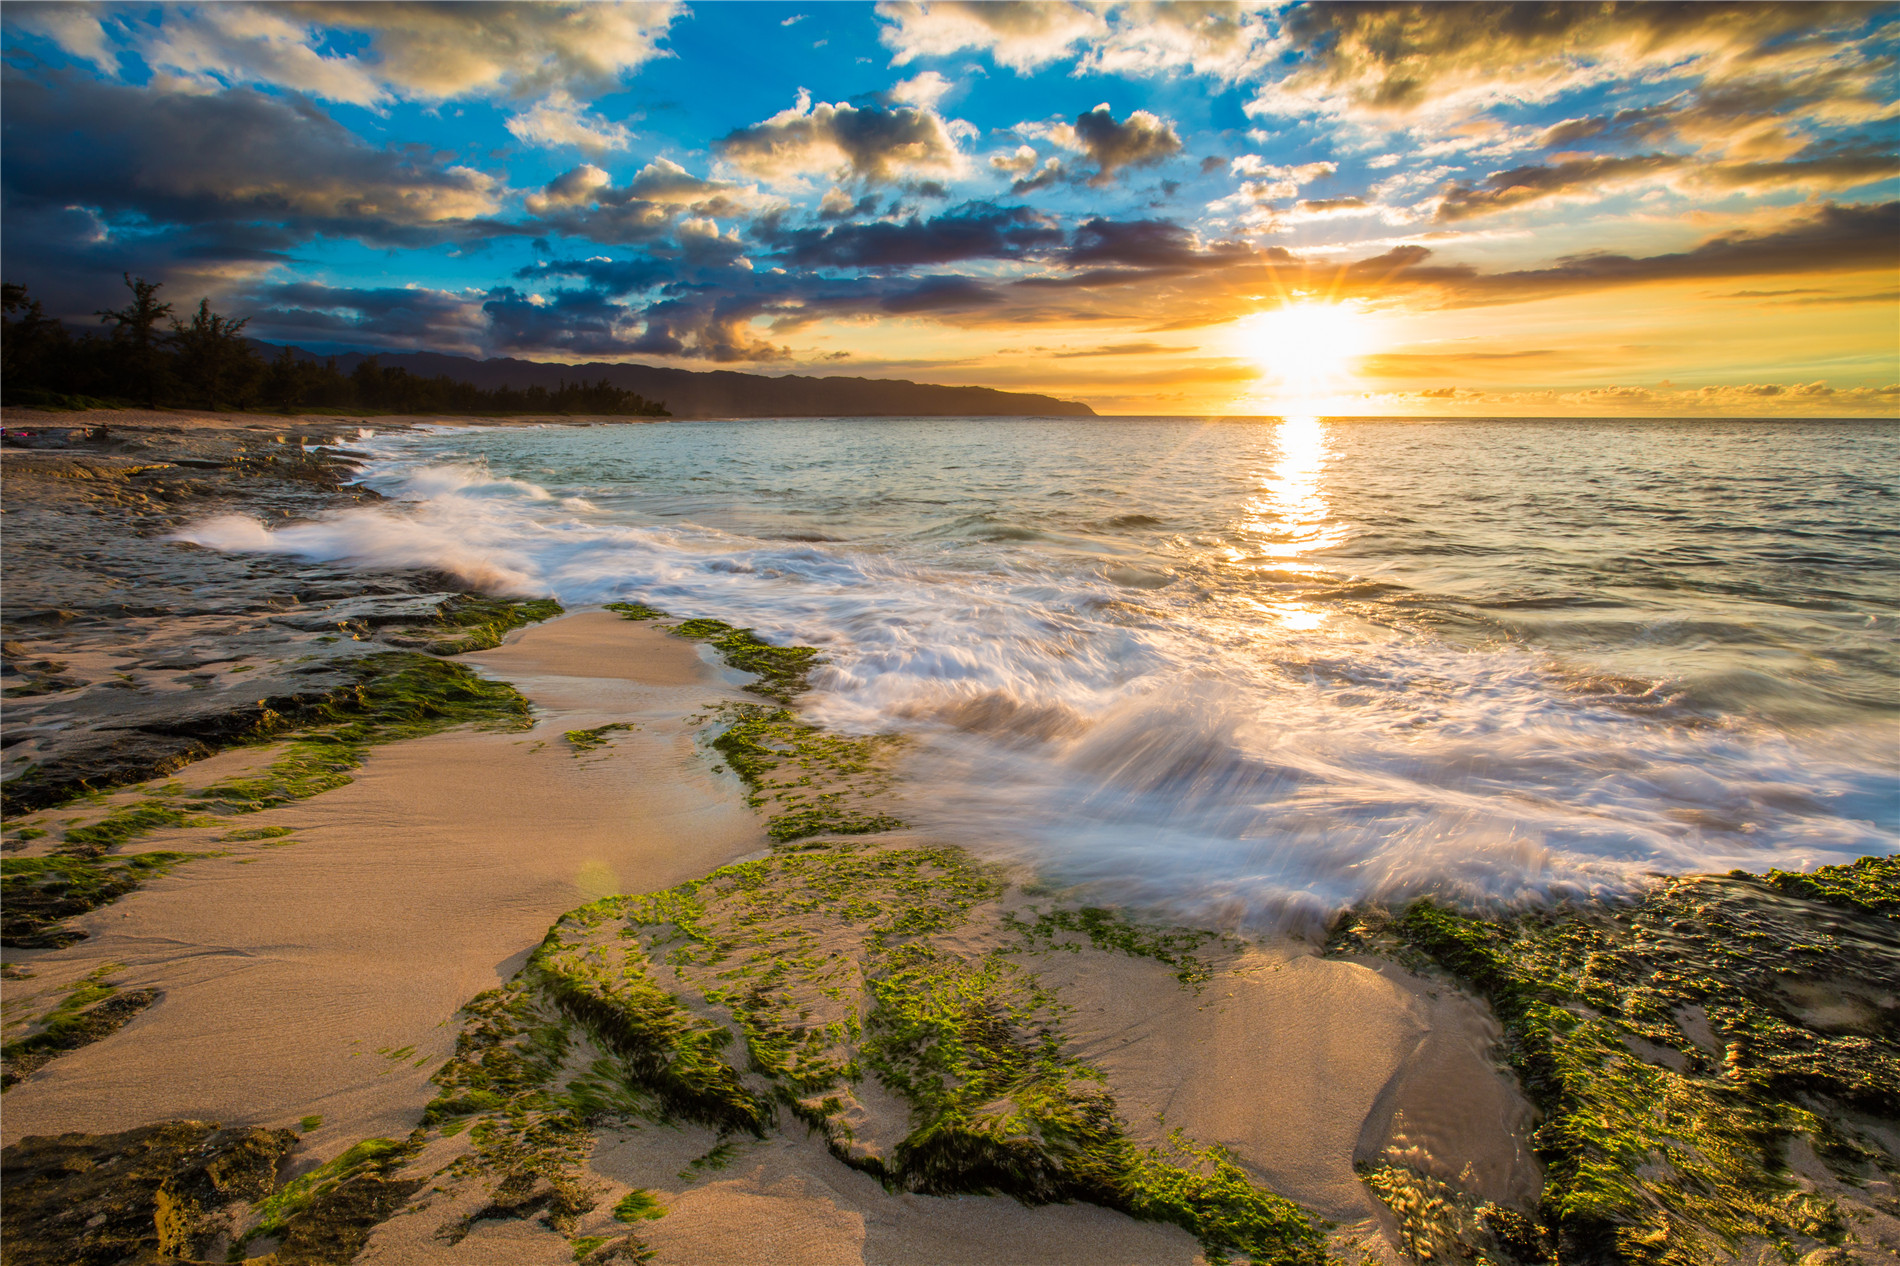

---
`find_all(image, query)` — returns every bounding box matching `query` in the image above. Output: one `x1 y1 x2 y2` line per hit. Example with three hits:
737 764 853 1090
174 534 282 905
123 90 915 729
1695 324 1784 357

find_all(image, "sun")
1239 301 1374 408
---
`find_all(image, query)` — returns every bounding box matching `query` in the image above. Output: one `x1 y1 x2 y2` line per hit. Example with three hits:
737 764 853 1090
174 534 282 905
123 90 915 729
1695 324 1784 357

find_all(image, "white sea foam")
172 420 1899 930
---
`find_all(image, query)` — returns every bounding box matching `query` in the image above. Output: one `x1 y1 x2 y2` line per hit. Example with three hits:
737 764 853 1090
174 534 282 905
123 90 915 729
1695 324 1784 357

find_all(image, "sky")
2 1 1896 416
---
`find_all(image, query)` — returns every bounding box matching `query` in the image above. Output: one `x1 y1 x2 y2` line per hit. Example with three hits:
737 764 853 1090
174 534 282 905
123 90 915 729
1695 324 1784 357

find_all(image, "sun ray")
1234 301 1376 413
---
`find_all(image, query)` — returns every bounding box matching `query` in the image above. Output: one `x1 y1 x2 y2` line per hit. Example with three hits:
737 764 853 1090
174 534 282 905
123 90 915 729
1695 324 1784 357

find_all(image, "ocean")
183 416 1900 929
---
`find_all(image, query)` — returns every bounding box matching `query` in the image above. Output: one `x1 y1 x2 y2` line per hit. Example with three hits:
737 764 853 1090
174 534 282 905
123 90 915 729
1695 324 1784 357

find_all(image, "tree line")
1 275 668 417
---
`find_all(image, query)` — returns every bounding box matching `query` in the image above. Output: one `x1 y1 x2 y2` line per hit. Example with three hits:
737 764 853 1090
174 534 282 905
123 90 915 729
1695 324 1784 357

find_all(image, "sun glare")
1240 301 1374 409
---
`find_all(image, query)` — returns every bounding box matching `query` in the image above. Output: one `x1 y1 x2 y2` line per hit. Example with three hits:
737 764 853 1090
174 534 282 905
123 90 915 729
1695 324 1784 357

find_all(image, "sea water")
183 417 1900 928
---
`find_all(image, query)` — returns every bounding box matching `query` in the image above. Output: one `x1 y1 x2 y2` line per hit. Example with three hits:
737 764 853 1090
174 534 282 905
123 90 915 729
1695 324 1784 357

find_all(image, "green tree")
168 298 258 409
95 274 174 406
2 282 71 396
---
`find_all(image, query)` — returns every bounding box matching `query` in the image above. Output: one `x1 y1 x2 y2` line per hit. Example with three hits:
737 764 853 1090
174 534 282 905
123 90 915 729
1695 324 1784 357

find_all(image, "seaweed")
704 703 905 842
1 963 161 1088
1341 864 1899 1264
0 851 201 946
58 802 212 858
0 653 531 943
566 722 636 754
1761 854 1899 920
530 908 774 1137
0 1121 295 1266
674 618 820 703
604 602 667 621
417 594 565 656
1004 905 1218 987
240 1135 426 1263
612 1189 666 1222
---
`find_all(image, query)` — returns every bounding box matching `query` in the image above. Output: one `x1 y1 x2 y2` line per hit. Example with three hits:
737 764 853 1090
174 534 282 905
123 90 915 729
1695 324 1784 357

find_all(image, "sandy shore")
9 414 1887 1266
0 615 766 1151
5 608 1534 1261
2 606 1513 1263
0 414 1523 1263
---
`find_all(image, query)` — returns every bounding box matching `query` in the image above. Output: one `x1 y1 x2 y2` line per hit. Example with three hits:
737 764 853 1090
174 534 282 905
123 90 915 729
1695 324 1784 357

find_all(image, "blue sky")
3 2 1896 414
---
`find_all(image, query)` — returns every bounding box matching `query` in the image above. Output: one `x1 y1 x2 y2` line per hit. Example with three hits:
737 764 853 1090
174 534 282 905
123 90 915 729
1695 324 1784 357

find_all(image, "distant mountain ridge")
260 345 1096 419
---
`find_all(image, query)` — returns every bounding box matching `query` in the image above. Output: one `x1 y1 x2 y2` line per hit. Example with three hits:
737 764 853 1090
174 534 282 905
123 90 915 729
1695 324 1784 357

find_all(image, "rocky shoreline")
1 413 1894 1266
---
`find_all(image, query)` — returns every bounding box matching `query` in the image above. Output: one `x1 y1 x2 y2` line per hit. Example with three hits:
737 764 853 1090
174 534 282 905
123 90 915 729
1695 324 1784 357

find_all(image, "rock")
1 1121 295 1266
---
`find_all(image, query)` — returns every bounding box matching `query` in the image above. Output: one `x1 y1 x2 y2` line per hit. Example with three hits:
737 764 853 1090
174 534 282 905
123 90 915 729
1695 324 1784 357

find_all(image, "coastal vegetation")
1333 858 1899 1264
2 277 669 417
401 615 1333 1266
2 596 1891 1264
1 651 534 948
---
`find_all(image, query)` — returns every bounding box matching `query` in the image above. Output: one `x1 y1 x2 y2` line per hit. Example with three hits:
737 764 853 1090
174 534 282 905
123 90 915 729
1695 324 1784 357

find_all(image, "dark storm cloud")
1065 218 1248 270
1479 199 1900 291
768 203 1061 270
247 282 489 352
877 275 1005 313
1065 105 1181 185
1699 141 1900 191
1 73 506 243
515 256 675 296
481 286 647 357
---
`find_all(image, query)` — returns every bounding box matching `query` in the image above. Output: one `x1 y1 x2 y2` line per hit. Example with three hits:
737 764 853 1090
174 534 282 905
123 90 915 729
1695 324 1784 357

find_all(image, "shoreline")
2 416 1894 1265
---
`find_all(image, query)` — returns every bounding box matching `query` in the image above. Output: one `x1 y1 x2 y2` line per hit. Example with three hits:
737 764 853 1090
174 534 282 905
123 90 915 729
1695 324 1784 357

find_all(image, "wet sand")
0 415 1537 1262
0 616 766 1151
2 609 1533 1263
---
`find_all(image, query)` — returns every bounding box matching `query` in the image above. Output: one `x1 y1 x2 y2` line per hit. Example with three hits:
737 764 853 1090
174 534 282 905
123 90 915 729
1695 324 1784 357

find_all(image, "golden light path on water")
1233 416 1341 631
182 418 1900 921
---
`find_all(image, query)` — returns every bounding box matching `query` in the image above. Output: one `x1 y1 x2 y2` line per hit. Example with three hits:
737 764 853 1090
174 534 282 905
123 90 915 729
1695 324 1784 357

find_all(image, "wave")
171 431 1898 931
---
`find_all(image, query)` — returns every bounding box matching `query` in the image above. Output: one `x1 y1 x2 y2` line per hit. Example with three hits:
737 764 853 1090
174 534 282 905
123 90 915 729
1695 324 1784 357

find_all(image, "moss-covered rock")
673 619 819 703
430 841 1327 1266
0 652 532 945
1337 860 1899 1264
2 962 161 1088
402 594 564 656
1 1120 294 1265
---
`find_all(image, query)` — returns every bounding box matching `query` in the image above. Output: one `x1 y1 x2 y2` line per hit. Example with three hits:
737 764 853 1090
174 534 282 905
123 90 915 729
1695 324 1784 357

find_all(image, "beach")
3 412 1895 1266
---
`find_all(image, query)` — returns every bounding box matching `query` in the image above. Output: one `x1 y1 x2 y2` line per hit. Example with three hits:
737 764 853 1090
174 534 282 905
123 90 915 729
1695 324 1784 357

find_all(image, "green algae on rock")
673 618 820 703
1762 854 1899 920
0 1120 295 1266
604 601 667 621
240 1135 424 1261
1003 905 1221 987
419 840 1328 1266
0 850 203 947
1 962 160 1088
566 722 637 754
0 652 532 945
704 702 905 842
399 594 565 656
1335 858 1900 1265
1357 1161 1550 1265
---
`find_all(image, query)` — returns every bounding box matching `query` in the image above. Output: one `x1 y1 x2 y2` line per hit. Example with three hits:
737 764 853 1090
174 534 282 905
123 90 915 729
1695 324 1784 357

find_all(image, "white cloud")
989 144 1039 176
506 91 634 154
888 70 954 109
716 92 965 186
875 0 1103 73
1078 1 1279 82
75 2 685 105
1226 157 1336 199
11 3 119 72
524 163 613 213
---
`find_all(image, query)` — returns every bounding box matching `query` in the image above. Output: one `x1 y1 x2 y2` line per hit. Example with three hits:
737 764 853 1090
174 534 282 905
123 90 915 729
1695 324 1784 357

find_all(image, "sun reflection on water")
1234 416 1341 628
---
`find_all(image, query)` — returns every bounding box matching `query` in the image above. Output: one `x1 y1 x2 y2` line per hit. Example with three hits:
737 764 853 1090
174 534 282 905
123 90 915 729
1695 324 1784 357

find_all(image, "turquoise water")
184 416 1899 926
